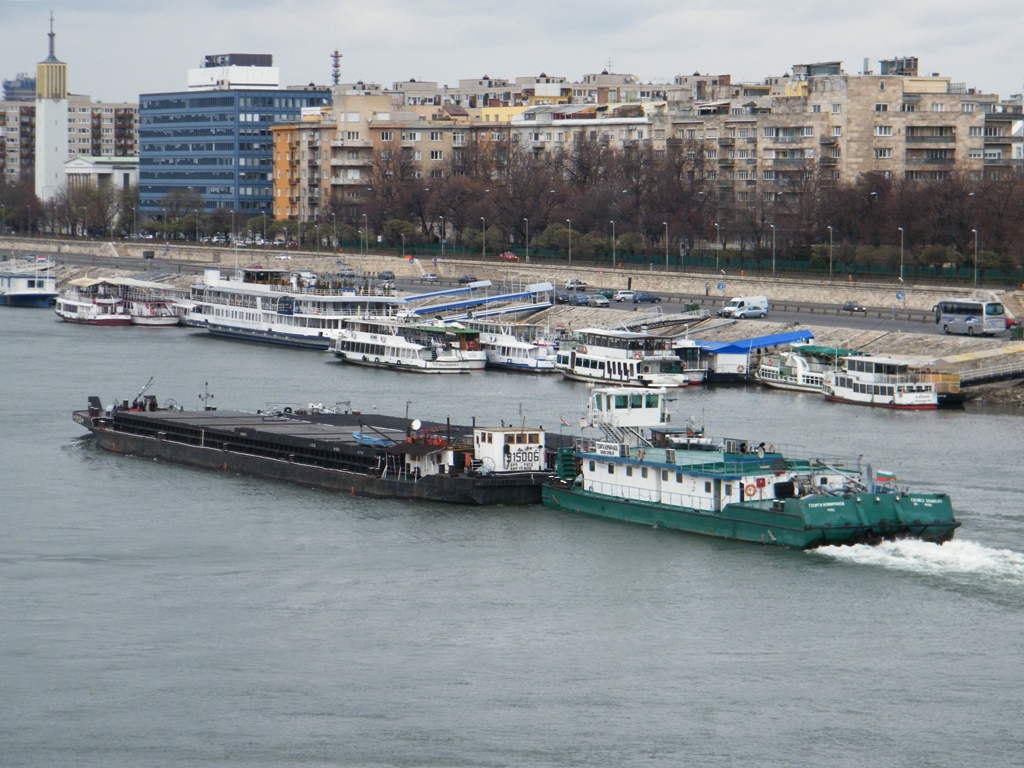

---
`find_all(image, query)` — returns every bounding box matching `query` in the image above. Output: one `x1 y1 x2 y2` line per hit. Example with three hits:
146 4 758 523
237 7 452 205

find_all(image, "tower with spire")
35 13 69 201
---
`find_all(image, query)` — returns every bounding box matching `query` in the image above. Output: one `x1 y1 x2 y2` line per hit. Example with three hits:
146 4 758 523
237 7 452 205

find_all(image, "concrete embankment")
7 236 1022 316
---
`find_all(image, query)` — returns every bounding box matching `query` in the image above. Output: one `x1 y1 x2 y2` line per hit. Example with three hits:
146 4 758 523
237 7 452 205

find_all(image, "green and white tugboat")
543 387 960 548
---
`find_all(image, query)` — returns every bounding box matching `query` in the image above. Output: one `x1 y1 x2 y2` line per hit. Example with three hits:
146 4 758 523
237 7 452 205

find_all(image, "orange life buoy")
767 358 774 366
581 345 588 354
745 483 757 497
737 365 745 374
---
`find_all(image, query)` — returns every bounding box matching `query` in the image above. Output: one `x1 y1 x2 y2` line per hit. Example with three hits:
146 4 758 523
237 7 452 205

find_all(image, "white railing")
585 479 717 512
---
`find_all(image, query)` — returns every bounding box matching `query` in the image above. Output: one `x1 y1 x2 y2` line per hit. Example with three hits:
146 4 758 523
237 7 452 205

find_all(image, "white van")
720 296 768 319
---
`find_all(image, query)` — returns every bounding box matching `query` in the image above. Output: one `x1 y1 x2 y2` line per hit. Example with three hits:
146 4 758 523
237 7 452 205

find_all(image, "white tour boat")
116 278 187 326
478 330 557 371
330 318 485 373
756 344 855 394
187 267 399 349
823 354 938 410
55 278 131 325
555 328 705 387
0 257 58 307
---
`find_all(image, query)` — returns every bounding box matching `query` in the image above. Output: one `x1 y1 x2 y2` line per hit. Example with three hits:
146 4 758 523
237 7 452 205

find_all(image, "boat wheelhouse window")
589 460 596 472
662 470 668 481
641 467 648 478
645 394 659 408
528 433 539 444
487 433 493 443
516 433 527 444
614 395 628 409
704 481 712 493
593 396 604 411
986 303 1004 315
725 484 732 496
505 434 515 444
626 466 633 477
676 472 683 483
630 393 642 408
608 463 615 474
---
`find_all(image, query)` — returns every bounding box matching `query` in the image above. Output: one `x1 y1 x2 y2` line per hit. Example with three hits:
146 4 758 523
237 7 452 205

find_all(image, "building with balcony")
139 53 330 219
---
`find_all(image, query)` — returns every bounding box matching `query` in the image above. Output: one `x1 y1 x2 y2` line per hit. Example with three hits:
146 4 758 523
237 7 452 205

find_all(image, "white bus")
934 298 1007 335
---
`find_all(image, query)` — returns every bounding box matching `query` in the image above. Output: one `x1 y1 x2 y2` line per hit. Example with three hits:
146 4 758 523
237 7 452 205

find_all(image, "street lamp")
362 213 368 255
480 216 486 259
260 211 266 246
972 228 978 288
898 227 904 283
770 223 776 278
332 213 337 251
439 215 445 259
1 203 5 235
827 225 833 280
609 220 615 264
663 221 669 268
566 219 572 264
523 217 529 261
714 222 720 271
400 232 405 258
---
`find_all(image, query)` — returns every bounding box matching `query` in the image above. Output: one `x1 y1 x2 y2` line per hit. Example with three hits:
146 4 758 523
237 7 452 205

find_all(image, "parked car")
588 294 610 307
378 270 396 281
275 254 292 260
598 289 617 299
555 291 570 304
842 300 867 314
633 292 662 304
719 295 768 319
614 290 637 302
458 274 479 284
341 268 357 278
569 293 590 306
565 278 588 291
422 273 439 282
498 251 519 261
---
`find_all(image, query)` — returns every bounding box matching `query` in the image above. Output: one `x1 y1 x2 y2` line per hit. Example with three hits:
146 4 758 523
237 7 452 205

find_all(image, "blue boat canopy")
692 330 814 354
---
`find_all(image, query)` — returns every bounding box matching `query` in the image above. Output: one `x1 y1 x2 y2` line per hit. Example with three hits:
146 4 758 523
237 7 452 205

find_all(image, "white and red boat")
823 354 938 410
55 279 131 326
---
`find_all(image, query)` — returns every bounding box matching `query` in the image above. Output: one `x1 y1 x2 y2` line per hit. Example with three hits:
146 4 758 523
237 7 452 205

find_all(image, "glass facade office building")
138 88 330 217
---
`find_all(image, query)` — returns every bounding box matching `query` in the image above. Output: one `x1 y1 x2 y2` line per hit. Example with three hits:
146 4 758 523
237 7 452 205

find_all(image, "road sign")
895 291 905 301
717 282 725 291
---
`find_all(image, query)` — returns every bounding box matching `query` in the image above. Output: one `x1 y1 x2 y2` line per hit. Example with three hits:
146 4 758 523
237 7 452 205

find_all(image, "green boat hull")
543 484 960 549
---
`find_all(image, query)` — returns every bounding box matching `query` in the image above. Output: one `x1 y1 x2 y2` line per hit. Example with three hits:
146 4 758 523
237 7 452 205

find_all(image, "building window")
963 103 977 113
430 131 442 141
932 103 946 112
874 103 888 112
381 131 393 142
811 104 821 113
831 103 841 114
430 150 443 160
763 170 775 181
802 126 814 136
969 126 983 137
763 127 777 138
874 148 893 159
832 126 842 137
874 125 893 136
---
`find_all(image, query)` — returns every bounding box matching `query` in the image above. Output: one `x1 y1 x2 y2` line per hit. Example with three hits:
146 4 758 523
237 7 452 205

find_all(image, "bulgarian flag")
876 470 897 483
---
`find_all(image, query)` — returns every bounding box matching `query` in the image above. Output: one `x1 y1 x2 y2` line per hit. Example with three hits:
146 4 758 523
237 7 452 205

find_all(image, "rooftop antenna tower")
331 49 342 86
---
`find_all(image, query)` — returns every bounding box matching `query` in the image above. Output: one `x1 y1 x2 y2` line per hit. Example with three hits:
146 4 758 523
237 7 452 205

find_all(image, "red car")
498 251 519 261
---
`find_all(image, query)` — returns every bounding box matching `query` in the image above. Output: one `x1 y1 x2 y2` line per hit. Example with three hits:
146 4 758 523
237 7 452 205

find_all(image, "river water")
2 308 1022 767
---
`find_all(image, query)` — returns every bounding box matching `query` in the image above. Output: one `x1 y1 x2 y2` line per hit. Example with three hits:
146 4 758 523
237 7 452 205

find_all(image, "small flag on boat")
876 470 897 482
560 416 570 427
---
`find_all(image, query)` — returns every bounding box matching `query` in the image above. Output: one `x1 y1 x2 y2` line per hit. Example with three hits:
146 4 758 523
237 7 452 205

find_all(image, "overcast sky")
2 0 1022 103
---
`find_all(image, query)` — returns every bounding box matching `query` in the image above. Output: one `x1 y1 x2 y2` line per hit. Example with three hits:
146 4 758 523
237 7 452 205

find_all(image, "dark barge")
73 397 562 505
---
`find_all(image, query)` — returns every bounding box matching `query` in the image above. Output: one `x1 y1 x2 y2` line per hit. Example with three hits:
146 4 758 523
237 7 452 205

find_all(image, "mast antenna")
331 49 342 86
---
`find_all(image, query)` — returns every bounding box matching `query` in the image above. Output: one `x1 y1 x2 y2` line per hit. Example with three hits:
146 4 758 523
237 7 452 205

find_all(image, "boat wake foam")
811 539 1024 585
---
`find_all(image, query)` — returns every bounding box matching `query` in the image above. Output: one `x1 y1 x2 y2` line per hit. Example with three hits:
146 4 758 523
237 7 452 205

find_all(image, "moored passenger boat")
329 318 485 373
823 354 938 410
555 328 705 387
55 278 131 325
0 257 58 307
187 267 398 349
478 330 557 371
756 344 855 393
543 385 959 548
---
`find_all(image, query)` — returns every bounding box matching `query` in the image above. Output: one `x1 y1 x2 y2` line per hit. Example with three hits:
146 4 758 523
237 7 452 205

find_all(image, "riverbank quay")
4 236 1022 317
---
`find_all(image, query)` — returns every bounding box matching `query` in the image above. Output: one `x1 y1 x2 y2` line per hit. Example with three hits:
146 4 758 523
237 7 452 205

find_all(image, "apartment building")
509 102 672 154
0 102 35 184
